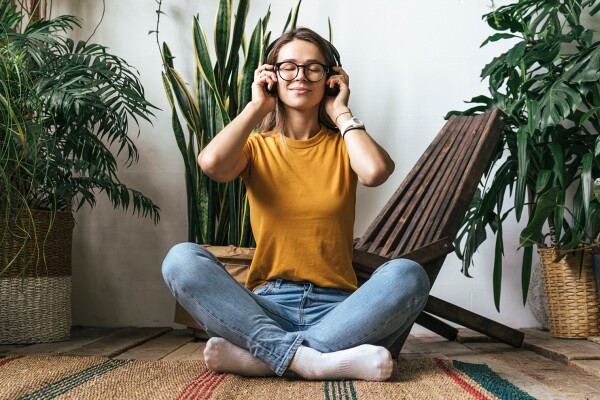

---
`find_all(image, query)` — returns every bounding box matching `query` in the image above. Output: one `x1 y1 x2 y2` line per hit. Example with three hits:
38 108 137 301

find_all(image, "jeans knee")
162 242 213 282
377 258 430 297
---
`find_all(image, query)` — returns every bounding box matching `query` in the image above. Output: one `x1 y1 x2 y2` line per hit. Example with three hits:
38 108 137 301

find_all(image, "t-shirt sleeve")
240 134 255 180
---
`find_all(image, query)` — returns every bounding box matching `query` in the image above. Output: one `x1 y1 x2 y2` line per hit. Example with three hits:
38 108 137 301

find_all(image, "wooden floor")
1 327 600 399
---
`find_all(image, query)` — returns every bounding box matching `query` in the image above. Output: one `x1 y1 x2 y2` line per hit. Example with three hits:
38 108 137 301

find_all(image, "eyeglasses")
274 62 330 82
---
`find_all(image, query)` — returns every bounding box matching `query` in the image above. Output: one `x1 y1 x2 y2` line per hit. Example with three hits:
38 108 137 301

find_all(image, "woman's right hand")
251 64 277 114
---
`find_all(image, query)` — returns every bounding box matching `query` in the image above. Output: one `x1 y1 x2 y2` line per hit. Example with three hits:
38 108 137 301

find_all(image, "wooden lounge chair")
352 109 525 356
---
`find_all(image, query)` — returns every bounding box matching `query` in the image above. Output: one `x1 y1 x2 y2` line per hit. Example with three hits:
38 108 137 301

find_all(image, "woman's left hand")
324 66 351 120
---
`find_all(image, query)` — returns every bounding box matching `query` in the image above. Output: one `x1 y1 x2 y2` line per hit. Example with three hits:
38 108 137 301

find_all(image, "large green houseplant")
1 0 159 343
452 0 600 311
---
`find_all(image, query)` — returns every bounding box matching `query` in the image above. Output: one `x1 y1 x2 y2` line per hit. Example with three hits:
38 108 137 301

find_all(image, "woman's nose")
294 67 308 81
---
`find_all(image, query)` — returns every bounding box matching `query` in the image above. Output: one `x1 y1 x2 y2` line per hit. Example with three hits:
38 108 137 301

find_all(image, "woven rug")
0 354 536 399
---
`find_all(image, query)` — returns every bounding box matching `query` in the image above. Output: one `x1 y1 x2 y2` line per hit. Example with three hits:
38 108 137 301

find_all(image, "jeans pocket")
253 282 273 295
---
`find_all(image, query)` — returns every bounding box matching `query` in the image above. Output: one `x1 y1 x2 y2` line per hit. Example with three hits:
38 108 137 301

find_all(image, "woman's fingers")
254 64 278 91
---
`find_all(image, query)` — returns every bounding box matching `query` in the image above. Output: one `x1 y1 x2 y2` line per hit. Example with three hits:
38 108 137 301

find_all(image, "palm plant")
1 0 160 272
451 0 600 310
156 0 327 247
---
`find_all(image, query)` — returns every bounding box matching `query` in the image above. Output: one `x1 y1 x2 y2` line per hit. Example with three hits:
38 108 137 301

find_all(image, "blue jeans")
162 243 430 376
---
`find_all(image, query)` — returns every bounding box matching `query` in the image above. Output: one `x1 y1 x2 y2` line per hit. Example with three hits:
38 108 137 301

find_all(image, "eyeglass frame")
274 61 331 82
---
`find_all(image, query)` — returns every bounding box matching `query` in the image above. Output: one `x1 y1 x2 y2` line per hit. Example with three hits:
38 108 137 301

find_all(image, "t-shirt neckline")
283 126 328 149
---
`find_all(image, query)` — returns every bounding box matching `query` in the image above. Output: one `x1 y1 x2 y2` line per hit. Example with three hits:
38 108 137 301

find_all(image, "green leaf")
521 246 533 305
238 19 262 112
582 152 593 220
481 41 527 80
535 169 552 193
520 187 562 247
480 32 520 48
515 125 528 221
493 222 504 312
548 143 565 188
563 44 600 84
281 9 292 34
328 17 333 43
537 79 582 129
290 0 302 30
214 0 231 86
594 178 600 203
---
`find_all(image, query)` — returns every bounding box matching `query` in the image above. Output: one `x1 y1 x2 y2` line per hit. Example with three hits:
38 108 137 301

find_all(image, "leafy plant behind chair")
450 0 600 311
156 0 328 247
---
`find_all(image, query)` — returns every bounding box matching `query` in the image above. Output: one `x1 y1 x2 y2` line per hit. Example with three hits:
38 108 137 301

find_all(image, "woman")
162 27 430 382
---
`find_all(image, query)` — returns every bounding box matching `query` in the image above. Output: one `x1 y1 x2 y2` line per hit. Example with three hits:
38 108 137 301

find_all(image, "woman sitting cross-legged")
162 27 430 382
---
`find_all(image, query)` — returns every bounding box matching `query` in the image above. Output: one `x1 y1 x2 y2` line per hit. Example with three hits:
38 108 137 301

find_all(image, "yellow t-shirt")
241 127 358 291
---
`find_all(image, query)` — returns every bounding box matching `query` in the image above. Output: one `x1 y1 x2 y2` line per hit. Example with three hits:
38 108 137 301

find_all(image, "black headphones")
263 37 342 96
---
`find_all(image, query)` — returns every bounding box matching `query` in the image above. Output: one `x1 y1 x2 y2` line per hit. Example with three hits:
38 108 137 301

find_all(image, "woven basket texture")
0 208 74 344
538 248 600 338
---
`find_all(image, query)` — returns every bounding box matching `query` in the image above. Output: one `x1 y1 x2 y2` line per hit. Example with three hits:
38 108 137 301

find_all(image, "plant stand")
539 248 600 338
174 245 254 338
0 209 74 344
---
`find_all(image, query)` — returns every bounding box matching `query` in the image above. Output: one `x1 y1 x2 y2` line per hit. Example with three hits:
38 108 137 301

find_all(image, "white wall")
53 0 539 332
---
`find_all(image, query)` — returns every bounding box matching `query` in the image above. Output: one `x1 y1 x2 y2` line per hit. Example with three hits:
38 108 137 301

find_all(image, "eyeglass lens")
277 62 326 82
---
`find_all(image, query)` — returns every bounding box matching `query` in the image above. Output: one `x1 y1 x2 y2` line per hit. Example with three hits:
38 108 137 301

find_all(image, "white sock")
289 344 393 381
203 337 275 376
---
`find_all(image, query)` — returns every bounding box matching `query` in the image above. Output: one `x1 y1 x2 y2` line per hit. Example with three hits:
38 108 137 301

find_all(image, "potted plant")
0 0 159 343
451 0 600 337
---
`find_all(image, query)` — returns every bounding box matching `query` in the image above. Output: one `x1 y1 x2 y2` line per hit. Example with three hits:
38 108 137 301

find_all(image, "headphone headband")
263 36 342 67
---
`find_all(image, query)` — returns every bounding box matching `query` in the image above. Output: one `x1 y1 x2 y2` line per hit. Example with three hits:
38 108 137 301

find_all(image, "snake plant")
157 0 325 247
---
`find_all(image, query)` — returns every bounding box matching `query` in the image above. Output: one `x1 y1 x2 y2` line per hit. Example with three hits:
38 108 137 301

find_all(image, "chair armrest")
352 237 454 273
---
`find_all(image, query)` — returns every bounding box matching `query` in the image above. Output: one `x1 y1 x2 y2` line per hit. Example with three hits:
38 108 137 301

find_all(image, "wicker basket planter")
538 248 600 338
0 208 74 344
174 245 254 338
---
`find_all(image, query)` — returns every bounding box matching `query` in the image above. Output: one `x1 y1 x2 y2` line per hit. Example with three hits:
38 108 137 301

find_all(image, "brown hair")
256 27 338 135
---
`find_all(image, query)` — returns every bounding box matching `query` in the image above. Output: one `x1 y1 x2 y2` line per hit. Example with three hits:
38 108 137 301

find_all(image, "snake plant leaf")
521 246 532 305
281 9 292 34
290 0 301 31
520 186 562 247
193 17 219 95
225 0 249 83
537 79 582 129
165 67 201 134
214 0 231 83
582 152 594 220
239 19 262 112
493 221 504 312
515 126 528 221
328 17 333 43
193 16 230 126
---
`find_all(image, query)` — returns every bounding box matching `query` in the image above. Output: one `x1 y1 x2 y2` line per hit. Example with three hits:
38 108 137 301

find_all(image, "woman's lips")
290 87 311 94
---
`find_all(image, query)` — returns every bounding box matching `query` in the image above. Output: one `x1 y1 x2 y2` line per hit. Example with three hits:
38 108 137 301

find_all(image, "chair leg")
388 325 412 359
424 295 524 347
415 311 458 341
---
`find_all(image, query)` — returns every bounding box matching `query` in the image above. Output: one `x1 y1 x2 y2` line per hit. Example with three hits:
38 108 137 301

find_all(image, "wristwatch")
340 117 365 138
